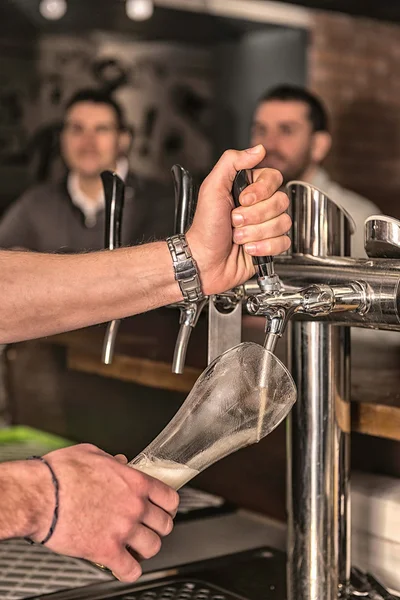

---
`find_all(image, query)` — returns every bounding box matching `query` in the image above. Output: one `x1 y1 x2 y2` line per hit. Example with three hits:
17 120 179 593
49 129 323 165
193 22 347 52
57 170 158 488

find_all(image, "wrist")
21 459 54 541
0 459 53 540
185 229 212 296
166 234 205 302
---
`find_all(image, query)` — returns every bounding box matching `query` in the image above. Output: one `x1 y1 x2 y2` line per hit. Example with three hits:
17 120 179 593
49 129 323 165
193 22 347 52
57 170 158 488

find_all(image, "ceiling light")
39 0 67 20
126 0 154 21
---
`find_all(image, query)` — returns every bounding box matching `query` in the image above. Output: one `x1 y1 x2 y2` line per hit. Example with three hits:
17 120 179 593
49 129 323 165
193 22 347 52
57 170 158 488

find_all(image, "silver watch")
166 234 204 302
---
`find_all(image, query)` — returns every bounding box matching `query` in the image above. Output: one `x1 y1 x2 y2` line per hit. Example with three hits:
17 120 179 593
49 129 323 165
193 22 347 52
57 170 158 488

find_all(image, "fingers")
232 191 289 227
233 212 292 246
147 478 180 518
107 546 142 583
127 524 162 560
236 169 284 208
141 501 174 537
241 235 291 257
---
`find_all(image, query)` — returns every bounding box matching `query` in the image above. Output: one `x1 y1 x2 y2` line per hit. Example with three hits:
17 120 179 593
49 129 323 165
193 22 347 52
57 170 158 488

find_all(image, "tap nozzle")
172 298 207 374
263 307 287 353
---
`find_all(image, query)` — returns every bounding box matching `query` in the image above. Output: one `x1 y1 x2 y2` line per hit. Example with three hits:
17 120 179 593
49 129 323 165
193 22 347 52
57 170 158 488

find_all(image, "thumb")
204 145 266 197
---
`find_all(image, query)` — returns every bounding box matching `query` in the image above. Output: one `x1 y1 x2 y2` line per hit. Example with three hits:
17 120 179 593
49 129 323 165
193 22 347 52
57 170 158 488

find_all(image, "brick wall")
309 12 400 218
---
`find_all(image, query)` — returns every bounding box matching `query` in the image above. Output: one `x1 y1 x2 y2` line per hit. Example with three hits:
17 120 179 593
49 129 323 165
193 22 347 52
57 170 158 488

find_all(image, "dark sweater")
0 173 174 253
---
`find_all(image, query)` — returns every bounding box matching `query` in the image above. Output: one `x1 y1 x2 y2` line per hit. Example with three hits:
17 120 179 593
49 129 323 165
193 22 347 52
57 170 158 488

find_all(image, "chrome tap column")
286 183 354 600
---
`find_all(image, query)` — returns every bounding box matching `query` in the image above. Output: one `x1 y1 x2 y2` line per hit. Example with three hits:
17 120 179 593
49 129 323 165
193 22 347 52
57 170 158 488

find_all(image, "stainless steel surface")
247 284 365 318
286 180 355 257
207 292 243 364
365 215 400 259
350 567 400 600
172 299 207 374
287 323 351 600
101 319 121 366
269 256 400 329
285 181 352 600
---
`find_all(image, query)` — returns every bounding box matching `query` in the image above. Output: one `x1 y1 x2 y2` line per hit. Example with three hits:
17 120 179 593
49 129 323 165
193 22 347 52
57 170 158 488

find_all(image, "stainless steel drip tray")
23 547 286 600
25 578 251 600
22 545 400 600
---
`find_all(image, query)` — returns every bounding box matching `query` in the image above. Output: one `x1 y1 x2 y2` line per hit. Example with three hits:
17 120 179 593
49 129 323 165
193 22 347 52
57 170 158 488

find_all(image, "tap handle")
101 171 125 250
232 169 274 279
171 164 195 235
100 171 125 366
365 215 400 259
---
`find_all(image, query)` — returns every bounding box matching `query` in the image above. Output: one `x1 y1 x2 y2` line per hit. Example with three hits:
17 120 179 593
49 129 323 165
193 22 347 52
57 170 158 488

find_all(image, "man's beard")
258 149 313 185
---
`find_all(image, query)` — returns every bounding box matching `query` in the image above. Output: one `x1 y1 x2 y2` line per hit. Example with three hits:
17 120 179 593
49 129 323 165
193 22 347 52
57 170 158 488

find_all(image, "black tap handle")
101 171 125 250
232 169 274 276
171 164 195 235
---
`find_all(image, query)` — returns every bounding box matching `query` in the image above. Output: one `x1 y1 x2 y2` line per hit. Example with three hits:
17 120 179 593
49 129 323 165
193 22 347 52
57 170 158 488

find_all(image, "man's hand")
187 145 291 295
30 444 179 583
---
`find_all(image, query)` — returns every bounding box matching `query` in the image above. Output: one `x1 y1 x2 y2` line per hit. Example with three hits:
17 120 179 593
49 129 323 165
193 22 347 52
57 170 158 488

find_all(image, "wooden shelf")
352 402 400 441
67 349 201 394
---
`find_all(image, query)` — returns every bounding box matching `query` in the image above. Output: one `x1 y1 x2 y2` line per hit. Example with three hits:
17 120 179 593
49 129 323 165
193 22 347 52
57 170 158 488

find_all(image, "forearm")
0 460 51 540
0 242 182 343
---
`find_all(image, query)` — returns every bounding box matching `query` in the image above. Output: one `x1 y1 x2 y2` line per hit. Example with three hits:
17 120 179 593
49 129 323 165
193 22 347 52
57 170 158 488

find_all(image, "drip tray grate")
95 579 248 600
0 539 111 600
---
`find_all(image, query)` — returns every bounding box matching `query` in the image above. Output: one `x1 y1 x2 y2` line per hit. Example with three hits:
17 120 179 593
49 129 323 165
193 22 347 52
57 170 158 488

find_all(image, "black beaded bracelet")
25 455 60 545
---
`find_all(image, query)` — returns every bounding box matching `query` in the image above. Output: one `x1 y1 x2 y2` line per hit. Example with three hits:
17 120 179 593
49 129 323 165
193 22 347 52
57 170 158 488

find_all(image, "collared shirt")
310 168 381 258
67 158 130 228
0 170 173 253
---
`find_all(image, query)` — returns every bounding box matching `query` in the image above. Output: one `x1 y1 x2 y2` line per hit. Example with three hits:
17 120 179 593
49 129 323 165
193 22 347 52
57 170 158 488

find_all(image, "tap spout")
172 298 207 374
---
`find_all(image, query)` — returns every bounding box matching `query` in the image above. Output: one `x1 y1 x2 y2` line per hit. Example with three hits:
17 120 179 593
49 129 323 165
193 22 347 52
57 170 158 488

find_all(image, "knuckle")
79 442 97 452
134 471 150 491
276 191 290 212
223 149 235 161
169 489 180 511
271 168 283 187
152 535 162 556
126 562 142 582
282 213 292 231
131 496 146 519
162 515 174 536
143 534 162 559
284 235 292 250
199 177 210 197
113 557 142 583
263 240 272 256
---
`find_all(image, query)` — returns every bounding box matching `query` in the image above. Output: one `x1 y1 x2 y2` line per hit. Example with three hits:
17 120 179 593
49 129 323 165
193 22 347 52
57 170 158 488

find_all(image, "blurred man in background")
250 84 380 257
0 89 173 252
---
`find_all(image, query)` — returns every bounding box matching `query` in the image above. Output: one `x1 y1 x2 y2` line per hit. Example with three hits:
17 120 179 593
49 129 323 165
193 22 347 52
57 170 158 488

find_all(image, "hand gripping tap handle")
232 169 279 292
100 171 125 365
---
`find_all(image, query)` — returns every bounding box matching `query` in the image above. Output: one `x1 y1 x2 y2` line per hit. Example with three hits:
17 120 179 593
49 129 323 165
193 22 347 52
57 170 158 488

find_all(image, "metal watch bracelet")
166 234 205 303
